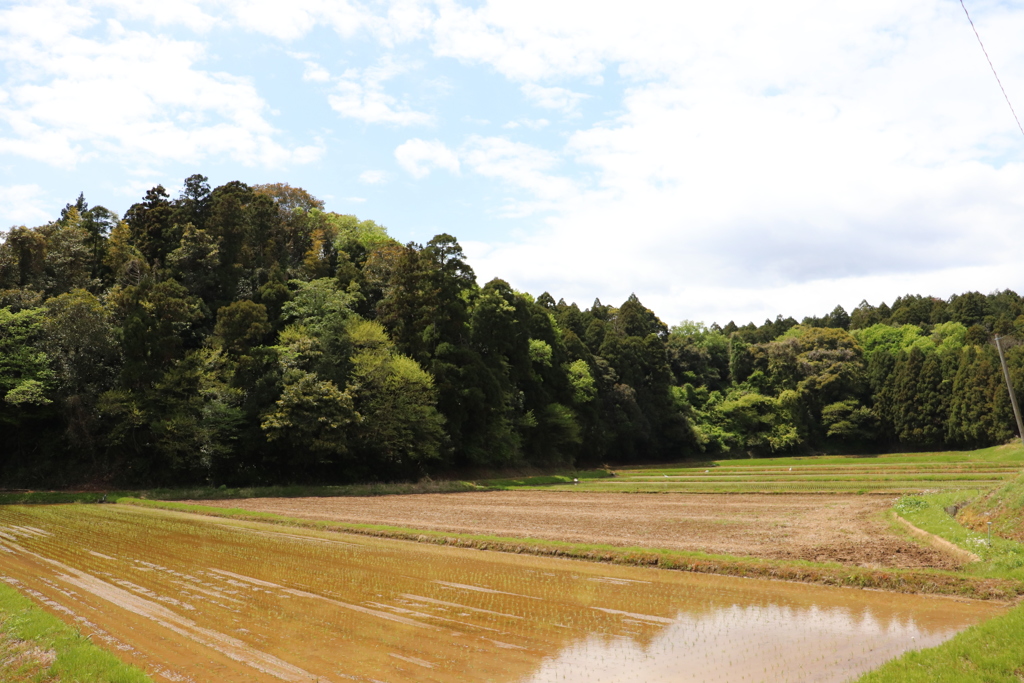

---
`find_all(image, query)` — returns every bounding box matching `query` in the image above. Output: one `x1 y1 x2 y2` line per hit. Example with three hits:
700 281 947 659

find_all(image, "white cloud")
224 0 371 41
93 0 218 33
291 145 325 164
429 0 608 81
221 0 436 45
5 0 1024 326
302 61 331 83
0 184 50 227
0 0 323 169
460 135 576 215
395 138 460 178
502 118 549 130
520 83 588 114
425 0 1024 323
374 0 435 47
328 58 433 126
359 170 389 184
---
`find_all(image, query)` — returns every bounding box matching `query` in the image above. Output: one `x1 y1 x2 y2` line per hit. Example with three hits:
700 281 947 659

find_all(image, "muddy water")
0 505 1005 683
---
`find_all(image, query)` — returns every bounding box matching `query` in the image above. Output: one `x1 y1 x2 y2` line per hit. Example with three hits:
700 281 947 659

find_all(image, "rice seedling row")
0 505 1005 683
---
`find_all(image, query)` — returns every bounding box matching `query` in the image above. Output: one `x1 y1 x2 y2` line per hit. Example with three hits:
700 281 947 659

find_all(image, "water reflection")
0 505 1005 683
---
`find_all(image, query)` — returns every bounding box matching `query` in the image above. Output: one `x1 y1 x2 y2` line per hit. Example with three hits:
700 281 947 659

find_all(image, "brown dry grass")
0 618 57 683
195 491 963 570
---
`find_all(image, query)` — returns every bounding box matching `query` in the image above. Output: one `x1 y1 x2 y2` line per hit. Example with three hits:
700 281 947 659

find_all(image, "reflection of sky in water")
527 604 954 683
0 506 1006 683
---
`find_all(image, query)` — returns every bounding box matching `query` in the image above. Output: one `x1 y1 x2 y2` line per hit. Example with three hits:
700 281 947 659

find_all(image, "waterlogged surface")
0 505 1006 683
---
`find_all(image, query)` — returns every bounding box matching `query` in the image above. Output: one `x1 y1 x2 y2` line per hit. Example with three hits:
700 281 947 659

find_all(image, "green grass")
652 443 1024 468
472 469 613 487
519 444 1024 494
0 580 151 683
959 470 1024 542
855 601 1024 682
892 491 1024 580
0 479 489 505
854 485 1024 681
0 469 621 505
3 447 1020 502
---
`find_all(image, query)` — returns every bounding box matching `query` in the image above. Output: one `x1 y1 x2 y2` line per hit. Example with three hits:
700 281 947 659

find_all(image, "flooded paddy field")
204 492 961 569
0 505 1006 683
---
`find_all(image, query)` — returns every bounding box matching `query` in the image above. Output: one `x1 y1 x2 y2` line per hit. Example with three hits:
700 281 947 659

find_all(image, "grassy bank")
537 445 1024 494
117 497 1023 601
892 491 1024 581
854 486 1024 681
0 469 617 505
0 479 487 505
0 580 151 683
959 469 1024 542
3 446 1019 501
855 601 1024 682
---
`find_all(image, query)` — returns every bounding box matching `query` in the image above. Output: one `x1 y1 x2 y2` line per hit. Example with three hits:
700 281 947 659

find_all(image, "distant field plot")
203 491 966 569
0 505 1005 683
540 446 1024 494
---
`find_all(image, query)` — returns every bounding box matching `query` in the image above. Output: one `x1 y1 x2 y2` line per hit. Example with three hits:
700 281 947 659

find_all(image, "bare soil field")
199 492 962 570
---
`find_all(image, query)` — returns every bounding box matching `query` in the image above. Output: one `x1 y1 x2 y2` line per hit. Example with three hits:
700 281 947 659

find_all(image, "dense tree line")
2 177 1024 487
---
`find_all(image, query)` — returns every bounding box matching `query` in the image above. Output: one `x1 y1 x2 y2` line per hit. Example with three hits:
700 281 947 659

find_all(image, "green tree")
124 185 177 265
821 399 876 441
166 223 220 301
715 391 800 453
0 226 47 292
947 345 1013 446
261 371 358 468
108 279 204 388
253 182 325 213
0 307 52 413
214 300 271 357
40 289 118 450
890 347 946 446
345 319 445 474
100 349 244 484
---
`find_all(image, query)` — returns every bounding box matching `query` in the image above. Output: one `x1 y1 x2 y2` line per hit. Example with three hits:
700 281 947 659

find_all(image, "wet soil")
202 491 962 570
0 506 1005 683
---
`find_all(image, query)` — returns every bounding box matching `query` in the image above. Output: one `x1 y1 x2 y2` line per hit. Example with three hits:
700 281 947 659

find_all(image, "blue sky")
2 0 1024 326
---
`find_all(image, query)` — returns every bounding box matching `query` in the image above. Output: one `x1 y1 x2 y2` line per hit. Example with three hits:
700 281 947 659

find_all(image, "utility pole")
994 335 1024 448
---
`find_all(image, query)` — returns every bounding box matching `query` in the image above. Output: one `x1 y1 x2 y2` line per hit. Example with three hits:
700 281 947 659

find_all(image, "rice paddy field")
199 491 964 569
1 444 1023 682
0 504 1008 683
533 445 1024 494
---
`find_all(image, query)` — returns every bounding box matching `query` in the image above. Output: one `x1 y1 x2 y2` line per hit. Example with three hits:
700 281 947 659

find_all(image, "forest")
2 176 1023 487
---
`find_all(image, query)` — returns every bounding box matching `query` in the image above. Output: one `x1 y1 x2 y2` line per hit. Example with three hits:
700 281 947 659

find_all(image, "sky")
2 0 1024 327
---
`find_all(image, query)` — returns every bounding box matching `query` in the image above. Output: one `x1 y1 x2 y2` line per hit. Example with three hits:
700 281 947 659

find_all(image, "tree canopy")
3 176 1024 487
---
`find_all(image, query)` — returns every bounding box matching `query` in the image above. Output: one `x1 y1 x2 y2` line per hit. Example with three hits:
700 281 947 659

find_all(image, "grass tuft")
0 579 151 683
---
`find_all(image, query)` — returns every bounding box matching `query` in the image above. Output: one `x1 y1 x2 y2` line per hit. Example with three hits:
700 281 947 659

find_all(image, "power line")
959 0 1024 138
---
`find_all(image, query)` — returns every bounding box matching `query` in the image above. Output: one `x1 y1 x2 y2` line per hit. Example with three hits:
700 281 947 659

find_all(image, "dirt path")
199 492 962 570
